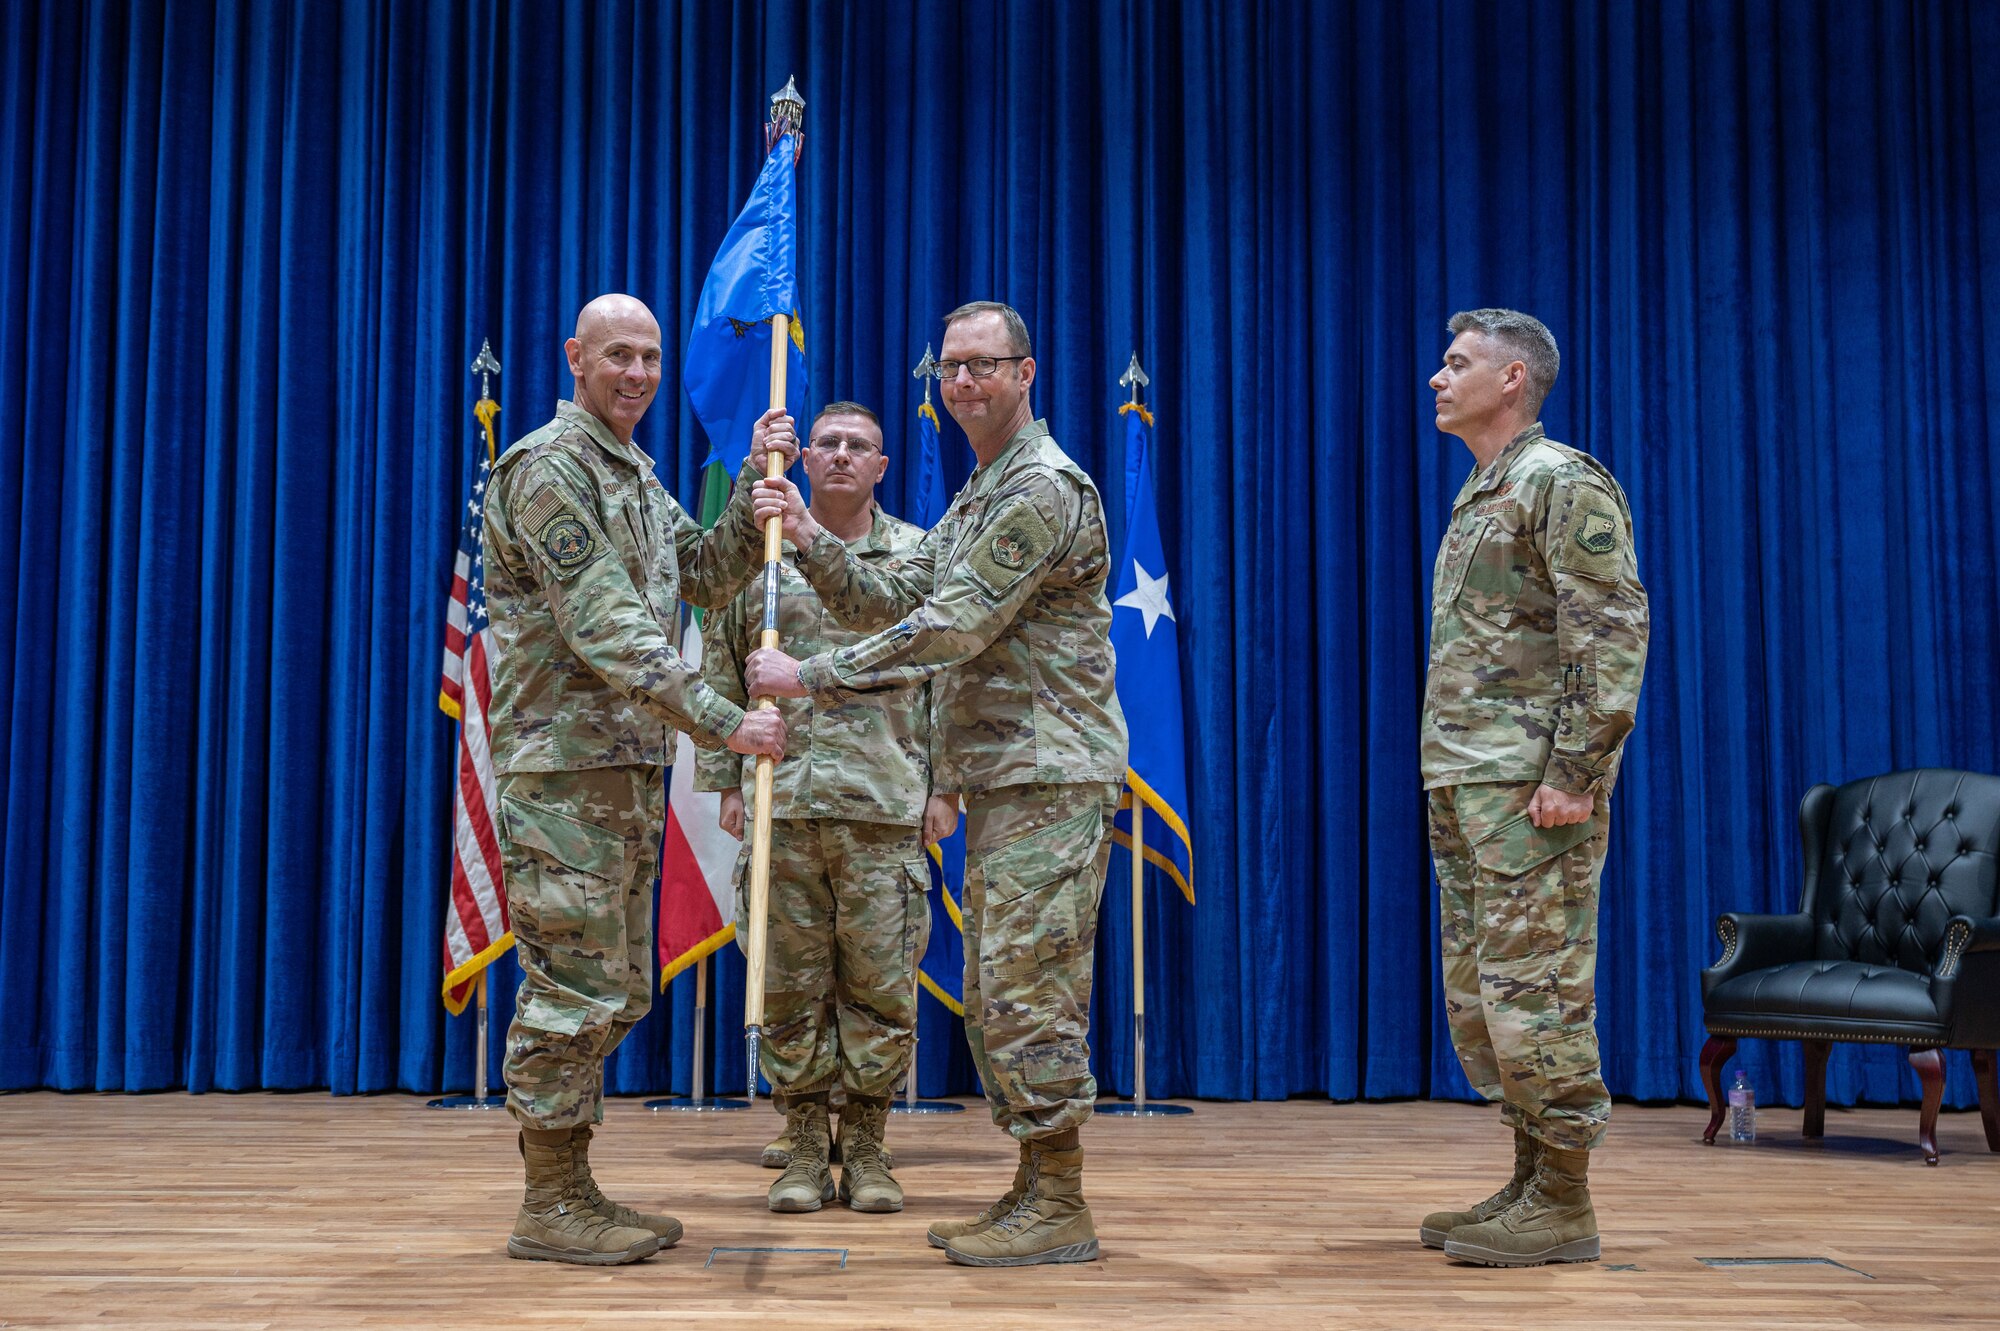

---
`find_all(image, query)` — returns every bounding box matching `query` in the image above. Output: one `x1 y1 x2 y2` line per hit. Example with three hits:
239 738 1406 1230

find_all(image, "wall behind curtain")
2 0 1996 1111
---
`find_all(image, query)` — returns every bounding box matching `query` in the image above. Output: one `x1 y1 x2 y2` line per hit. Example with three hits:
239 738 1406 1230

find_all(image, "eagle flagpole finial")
470 338 502 404
1119 350 1151 408
912 342 936 409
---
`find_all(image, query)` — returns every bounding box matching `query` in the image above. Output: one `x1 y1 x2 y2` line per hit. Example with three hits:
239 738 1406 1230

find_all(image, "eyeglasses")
809 437 879 458
927 356 1026 381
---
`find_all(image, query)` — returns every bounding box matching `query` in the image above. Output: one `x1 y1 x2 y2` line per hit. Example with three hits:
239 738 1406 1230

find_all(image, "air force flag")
1109 404 1194 902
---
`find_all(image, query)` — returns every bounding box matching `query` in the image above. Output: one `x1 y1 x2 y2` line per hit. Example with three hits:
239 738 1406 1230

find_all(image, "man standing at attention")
696 400 957 1216
742 302 1127 1267
482 293 792 1265
1418 308 1649 1267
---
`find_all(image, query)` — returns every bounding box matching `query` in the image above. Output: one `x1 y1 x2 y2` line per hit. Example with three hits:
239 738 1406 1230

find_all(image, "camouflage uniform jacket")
793 419 1128 797
1421 422 1650 798
694 504 932 827
483 400 764 773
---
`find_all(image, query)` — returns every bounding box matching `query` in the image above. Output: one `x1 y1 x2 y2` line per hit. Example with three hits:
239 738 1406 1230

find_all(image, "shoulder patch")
519 485 601 578
1553 491 1627 582
1575 509 1619 555
966 499 1056 597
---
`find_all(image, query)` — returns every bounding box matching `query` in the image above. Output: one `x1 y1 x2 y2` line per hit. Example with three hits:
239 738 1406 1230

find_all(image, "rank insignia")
1576 510 1619 555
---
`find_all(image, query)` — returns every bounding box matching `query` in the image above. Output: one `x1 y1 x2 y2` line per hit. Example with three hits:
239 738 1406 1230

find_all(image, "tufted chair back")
1808 770 2000 972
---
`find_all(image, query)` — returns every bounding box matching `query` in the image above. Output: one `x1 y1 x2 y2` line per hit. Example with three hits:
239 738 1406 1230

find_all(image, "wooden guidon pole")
742 76 804 1103
741 310 789 1101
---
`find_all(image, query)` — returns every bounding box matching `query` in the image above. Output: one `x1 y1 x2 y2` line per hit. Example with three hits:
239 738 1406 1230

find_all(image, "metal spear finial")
1119 350 1151 407
767 76 805 159
470 338 502 402
912 342 936 408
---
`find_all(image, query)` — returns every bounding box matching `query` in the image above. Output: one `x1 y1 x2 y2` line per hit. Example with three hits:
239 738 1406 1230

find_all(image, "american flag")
440 443 510 1013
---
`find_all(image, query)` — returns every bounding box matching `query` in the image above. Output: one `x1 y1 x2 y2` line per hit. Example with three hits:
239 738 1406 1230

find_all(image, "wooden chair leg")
1972 1050 2000 1153
1909 1047 1945 1165
1802 1039 1831 1139
1700 1035 1737 1144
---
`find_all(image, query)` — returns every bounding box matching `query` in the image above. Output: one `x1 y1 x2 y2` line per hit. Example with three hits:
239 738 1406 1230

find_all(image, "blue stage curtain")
2 0 1997 1114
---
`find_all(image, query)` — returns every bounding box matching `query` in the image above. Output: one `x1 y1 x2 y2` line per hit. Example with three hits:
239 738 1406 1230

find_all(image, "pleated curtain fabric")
0 0 1996 1113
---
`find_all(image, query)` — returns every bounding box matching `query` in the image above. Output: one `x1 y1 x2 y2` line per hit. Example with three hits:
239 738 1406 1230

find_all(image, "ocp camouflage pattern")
1429 779 1609 1151
731 816 931 1099
498 765 665 1130
959 780 1121 1141
1421 423 1650 797
695 504 932 827
792 420 1129 796
483 401 767 772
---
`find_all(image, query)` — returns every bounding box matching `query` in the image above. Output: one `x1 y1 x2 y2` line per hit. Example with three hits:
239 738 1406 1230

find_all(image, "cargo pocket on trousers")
1017 1038 1090 1090
517 990 591 1038
1534 1025 1601 1082
1470 811 1600 957
499 793 625 959
978 805 1103 979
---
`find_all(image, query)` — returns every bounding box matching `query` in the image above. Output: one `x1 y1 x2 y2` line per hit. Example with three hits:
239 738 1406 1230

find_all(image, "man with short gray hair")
742 301 1127 1267
1417 308 1649 1267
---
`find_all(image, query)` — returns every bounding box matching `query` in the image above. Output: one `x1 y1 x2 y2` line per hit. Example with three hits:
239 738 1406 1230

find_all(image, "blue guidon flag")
910 394 968 1015
1108 402 1194 903
683 133 808 471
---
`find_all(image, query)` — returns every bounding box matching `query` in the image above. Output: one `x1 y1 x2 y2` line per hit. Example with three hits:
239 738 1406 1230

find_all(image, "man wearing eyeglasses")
694 400 954 1217
742 302 1128 1268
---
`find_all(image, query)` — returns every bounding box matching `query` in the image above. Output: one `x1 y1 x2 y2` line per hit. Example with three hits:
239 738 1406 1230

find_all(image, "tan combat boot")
1418 1124 1538 1248
767 1095 835 1212
836 1094 901 1213
508 1126 660 1265
761 1112 793 1169
569 1123 683 1247
943 1131 1098 1267
1443 1143 1600 1267
926 1140 1030 1249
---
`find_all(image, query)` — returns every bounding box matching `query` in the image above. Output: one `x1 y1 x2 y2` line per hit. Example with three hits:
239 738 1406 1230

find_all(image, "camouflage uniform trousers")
733 817 931 1101
1429 780 1611 1152
960 781 1120 1143
497 765 665 1131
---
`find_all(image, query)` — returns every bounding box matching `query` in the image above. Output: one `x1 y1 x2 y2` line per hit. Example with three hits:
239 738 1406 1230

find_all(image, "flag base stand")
426 1094 506 1110
431 975 504 1110
890 1100 964 1114
646 1097 751 1112
1096 1101 1194 1117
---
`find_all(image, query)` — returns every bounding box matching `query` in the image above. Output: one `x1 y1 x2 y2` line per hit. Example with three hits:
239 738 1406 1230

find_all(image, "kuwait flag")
658 463 741 983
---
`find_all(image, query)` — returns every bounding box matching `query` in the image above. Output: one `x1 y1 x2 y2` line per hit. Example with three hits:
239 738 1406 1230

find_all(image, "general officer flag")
683 134 808 471
911 395 966 1014
1109 403 1194 902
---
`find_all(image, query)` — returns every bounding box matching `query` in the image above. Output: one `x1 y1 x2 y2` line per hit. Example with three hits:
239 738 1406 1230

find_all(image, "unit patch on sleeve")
967 500 1055 597
1575 510 1619 555
519 484 601 578
1553 495 1626 582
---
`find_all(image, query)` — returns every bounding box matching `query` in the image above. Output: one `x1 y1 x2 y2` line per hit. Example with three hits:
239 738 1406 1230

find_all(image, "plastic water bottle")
1728 1070 1756 1142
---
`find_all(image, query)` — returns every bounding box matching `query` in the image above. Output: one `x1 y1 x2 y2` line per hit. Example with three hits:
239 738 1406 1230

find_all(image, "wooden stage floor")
1 1092 1995 1329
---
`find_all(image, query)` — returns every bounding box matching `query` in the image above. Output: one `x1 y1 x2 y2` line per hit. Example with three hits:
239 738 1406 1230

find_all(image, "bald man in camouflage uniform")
745 303 1127 1267
1417 308 1649 1267
698 400 955 1216
482 294 792 1266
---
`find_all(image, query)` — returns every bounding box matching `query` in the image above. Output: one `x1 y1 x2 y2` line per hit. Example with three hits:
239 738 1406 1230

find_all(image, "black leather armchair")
1700 769 2000 1163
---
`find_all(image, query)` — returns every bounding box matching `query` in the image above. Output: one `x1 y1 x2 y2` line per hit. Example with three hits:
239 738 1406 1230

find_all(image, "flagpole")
646 951 749 1111
1099 352 1192 1119
1131 799 1147 1110
742 76 806 1105
430 338 507 1112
